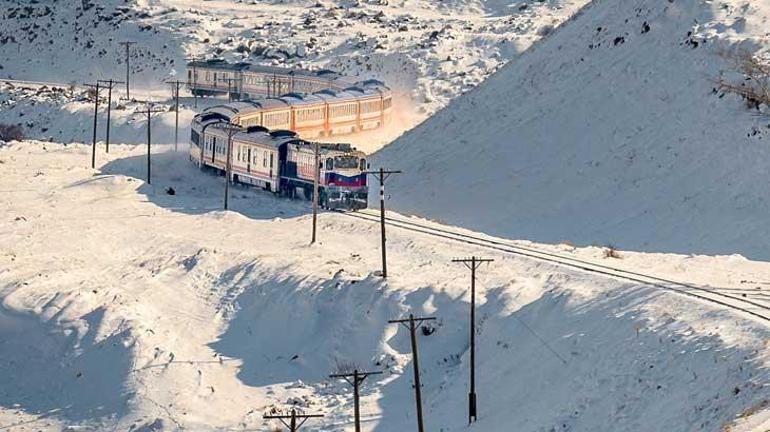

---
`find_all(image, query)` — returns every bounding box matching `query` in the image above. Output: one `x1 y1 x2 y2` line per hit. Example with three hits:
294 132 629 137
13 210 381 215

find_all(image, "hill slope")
372 0 770 259
1 141 769 431
0 0 590 115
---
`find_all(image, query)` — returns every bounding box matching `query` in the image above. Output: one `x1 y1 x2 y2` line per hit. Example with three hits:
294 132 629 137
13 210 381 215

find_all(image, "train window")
335 156 358 169
359 158 366 171
325 158 333 170
188 70 192 81
270 153 274 168
263 152 268 168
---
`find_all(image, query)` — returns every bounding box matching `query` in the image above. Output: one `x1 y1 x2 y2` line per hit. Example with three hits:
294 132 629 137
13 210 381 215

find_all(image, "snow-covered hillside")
1 142 769 431
0 0 590 116
373 0 770 260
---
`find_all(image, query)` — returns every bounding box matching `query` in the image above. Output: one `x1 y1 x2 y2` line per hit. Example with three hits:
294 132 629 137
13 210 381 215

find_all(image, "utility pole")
365 168 402 278
84 82 101 168
222 122 243 210
224 77 241 103
119 41 136 99
452 256 494 424
311 142 321 244
388 314 437 432
166 80 185 151
136 102 166 184
263 409 324 432
187 56 199 108
97 79 124 154
329 369 382 432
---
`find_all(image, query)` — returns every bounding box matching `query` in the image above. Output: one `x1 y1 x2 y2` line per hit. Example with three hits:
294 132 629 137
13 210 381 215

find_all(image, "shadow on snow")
98 150 311 220
209 271 770 431
0 306 133 426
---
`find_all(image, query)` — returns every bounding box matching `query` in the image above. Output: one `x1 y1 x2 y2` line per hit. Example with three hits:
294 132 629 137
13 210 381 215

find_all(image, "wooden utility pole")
189 56 200 108
388 314 436 432
136 103 166 184
329 369 382 432
119 41 136 99
452 256 494 424
365 168 401 278
222 122 243 210
263 409 324 432
166 80 185 151
224 77 241 103
311 142 321 244
97 79 124 154
84 82 101 168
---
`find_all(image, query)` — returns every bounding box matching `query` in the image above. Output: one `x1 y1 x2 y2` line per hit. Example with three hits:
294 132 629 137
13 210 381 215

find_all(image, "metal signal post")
263 409 324 432
388 314 436 432
365 168 401 278
329 369 383 432
452 256 494 424
97 79 124 153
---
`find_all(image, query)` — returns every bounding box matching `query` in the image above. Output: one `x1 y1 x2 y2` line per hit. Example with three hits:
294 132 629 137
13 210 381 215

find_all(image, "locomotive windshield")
334 155 360 169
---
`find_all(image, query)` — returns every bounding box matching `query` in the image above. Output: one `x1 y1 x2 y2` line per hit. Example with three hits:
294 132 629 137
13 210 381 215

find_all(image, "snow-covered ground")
374 0 770 260
1 141 769 431
3 0 770 430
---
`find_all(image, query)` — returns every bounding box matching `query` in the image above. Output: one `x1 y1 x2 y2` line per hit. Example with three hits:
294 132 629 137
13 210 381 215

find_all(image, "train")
189 111 369 210
186 59 393 138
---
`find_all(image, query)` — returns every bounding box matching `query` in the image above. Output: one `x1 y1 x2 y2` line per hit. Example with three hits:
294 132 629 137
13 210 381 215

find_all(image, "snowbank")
373 0 770 260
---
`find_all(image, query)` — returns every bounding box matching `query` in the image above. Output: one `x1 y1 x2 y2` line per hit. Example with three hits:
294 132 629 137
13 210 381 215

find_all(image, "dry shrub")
0 124 24 142
603 244 621 259
715 49 770 111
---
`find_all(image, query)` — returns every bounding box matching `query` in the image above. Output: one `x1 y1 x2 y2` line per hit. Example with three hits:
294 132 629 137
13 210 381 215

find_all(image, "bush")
0 124 24 142
603 244 621 259
716 50 770 111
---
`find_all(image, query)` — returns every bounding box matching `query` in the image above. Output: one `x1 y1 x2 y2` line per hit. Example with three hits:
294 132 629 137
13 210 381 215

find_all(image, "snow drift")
373 0 770 259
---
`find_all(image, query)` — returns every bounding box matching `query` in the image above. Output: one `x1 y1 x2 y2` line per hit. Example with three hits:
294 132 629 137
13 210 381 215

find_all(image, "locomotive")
190 112 369 210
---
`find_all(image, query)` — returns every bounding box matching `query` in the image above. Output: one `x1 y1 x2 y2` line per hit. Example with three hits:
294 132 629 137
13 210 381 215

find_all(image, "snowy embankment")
373 0 770 260
1 141 768 431
0 82 199 147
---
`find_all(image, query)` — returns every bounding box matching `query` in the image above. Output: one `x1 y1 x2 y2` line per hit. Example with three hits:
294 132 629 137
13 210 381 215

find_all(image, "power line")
118 41 136 99
134 102 166 184
329 369 383 432
97 79 124 154
83 82 101 168
263 409 324 432
311 142 320 244
364 168 401 278
388 314 436 432
452 256 494 424
165 80 185 151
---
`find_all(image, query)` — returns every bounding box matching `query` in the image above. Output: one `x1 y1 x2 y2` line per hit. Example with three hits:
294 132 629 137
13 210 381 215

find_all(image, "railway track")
338 209 770 324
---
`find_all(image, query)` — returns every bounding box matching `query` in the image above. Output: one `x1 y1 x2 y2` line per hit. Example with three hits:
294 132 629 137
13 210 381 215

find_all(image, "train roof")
187 59 251 71
278 92 325 106
194 117 363 155
186 60 365 85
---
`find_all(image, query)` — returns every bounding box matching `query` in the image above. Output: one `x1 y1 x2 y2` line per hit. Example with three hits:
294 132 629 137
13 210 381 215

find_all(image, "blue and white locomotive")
190 111 368 210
